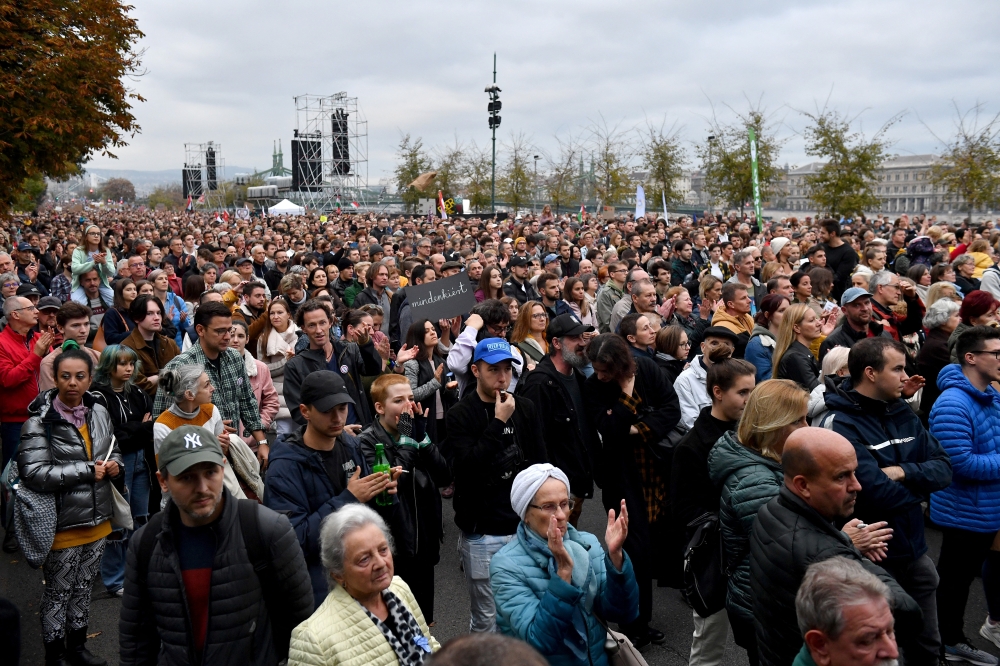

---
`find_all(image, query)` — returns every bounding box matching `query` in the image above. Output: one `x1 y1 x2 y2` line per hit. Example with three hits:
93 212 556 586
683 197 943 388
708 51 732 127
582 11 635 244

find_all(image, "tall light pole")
486 54 500 214
533 155 540 214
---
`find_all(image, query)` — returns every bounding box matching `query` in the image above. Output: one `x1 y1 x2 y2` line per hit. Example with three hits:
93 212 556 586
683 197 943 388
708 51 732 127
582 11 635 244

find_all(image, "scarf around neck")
53 395 88 428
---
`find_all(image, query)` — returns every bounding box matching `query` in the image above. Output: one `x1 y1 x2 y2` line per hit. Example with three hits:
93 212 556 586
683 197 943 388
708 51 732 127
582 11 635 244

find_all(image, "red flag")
186 195 193 211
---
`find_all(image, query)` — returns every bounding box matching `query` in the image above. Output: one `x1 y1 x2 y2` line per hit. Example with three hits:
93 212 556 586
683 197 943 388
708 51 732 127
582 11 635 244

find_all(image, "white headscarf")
510 463 571 521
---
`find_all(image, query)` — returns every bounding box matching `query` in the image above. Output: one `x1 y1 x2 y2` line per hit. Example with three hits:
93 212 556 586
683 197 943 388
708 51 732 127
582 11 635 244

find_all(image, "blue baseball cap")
473 338 516 364
840 287 872 306
543 253 559 264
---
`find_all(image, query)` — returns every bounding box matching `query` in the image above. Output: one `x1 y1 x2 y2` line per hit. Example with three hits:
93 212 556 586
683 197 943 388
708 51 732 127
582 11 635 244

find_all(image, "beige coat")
288 577 440 666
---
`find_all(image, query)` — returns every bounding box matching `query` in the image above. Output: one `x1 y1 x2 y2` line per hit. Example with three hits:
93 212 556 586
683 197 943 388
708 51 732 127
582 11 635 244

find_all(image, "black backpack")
681 512 744 618
136 499 295 659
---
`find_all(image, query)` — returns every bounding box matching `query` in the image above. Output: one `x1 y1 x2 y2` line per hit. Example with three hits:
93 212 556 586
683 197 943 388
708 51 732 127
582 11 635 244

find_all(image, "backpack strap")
237 498 266 573
136 511 165 587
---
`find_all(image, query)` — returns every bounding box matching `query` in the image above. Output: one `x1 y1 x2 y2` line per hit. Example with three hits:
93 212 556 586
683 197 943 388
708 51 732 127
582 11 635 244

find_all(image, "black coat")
358 419 451 564
119 490 314 666
775 340 821 390
916 326 952 422
671 406 738 529
283 335 382 427
446 390 548 536
517 355 598 499
750 486 921 666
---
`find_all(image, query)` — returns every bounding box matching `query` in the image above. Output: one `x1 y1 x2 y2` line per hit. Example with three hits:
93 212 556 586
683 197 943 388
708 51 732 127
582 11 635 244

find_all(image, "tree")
639 118 687 210
929 103 1000 218
394 134 432 213
800 108 897 218
463 143 492 213
147 184 184 210
544 135 581 214
433 139 465 201
497 132 534 216
11 174 46 213
588 115 635 206
101 177 136 203
696 103 785 213
0 0 144 216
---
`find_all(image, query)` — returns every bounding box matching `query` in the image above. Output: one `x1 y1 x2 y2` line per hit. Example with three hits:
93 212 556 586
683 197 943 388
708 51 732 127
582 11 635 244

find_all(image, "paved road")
2 491 997 665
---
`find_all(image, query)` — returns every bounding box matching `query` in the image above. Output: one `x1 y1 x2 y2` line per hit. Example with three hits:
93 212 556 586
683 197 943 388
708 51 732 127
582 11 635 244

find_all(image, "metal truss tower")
183 141 228 210
289 93 368 212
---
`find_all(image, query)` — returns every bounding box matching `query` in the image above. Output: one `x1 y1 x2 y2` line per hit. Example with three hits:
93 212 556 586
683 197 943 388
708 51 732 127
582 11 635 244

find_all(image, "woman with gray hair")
794 557 898 666
489 463 638 665
288 504 439 666
917 298 962 421
954 253 981 294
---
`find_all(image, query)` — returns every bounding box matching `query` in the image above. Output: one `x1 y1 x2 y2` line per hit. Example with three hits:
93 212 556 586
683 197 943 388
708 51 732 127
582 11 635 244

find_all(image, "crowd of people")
1 204 1000 666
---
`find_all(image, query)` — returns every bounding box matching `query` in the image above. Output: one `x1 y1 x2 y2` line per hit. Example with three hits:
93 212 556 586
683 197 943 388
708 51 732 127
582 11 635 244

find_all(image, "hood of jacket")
750 324 775 342
707 430 782 485
27 387 103 419
712 309 754 335
936 362 998 405
821 376 909 418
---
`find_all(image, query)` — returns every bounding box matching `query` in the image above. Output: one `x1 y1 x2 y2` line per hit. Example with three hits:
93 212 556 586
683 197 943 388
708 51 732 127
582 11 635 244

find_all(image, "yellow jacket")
711 308 755 337
969 252 993 279
288 577 440 666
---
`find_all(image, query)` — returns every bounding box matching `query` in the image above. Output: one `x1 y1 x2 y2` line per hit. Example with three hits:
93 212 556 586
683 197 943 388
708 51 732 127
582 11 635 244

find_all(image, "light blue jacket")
930 363 1000 532
490 522 639 666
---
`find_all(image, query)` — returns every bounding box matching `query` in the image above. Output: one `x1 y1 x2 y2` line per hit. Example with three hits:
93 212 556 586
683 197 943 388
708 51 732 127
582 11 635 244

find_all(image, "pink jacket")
242 349 279 448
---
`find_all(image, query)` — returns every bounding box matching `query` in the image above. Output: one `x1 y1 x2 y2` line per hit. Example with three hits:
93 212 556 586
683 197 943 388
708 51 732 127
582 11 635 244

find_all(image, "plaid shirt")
151 342 263 436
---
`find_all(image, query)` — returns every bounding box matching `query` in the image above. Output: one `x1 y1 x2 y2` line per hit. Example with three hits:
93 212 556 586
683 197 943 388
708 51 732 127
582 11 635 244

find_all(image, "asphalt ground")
2 490 997 665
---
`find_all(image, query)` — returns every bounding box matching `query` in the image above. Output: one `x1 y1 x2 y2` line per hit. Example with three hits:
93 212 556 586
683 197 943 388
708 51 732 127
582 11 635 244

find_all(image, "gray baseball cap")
157 425 224 476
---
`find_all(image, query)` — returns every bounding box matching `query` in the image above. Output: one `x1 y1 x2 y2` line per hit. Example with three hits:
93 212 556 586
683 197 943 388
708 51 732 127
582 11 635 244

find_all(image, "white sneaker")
980 617 1000 651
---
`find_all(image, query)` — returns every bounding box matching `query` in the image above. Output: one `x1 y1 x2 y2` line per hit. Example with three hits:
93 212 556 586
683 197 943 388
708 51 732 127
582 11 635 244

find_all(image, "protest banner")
409 272 477 322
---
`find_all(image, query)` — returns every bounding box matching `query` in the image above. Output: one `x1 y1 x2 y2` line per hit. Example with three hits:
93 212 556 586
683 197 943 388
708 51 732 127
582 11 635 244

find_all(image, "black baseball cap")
300 371 355 412
508 256 529 268
16 283 41 298
234 256 252 266
546 313 595 341
37 296 61 311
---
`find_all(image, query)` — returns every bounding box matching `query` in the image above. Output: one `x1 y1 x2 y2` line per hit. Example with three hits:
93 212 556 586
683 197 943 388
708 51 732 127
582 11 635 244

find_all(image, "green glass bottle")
373 443 392 507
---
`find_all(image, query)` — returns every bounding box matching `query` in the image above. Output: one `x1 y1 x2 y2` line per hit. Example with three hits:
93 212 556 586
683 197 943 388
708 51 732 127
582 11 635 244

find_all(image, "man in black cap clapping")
517 313 599 526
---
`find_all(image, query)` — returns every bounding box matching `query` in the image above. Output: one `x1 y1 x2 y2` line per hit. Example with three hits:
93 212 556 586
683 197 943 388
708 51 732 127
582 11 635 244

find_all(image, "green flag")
748 127 763 233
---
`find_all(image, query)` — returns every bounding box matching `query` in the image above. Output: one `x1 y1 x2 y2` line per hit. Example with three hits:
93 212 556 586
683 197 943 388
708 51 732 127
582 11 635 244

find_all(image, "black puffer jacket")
750 486 921 666
119 489 314 666
358 419 451 563
284 334 382 427
775 340 821 390
18 390 123 533
517 355 598 499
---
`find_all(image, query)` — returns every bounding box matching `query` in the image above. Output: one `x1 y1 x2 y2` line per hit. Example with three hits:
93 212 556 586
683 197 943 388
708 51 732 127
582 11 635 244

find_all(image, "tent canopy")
267 199 305 216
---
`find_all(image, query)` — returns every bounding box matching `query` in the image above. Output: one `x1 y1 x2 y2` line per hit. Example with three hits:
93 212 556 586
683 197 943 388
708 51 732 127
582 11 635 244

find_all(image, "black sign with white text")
408 272 477 322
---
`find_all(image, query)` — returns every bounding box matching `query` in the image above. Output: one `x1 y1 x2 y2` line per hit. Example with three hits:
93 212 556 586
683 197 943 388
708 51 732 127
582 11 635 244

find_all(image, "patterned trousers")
40 539 106 643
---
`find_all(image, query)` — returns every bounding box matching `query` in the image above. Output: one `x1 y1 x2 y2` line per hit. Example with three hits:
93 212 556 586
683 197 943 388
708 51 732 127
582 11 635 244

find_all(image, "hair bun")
61 339 80 351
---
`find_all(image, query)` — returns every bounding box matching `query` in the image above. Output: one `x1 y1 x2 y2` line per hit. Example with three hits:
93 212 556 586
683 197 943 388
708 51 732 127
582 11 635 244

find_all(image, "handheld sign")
409 272 477 322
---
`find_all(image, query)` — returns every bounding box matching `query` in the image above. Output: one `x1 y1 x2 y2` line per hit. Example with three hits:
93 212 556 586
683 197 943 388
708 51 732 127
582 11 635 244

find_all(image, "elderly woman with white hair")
489 463 639 666
288 504 439 666
807 346 851 426
917 298 962 421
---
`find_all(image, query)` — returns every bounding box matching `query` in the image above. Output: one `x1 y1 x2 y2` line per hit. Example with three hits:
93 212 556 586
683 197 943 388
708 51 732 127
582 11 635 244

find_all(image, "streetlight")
533 155 540 214
486 54 501 214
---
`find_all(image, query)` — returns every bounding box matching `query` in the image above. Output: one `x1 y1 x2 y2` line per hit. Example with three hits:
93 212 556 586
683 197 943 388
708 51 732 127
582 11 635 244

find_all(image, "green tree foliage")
0 0 144 216
11 174 46 212
147 184 184 210
545 136 581 215
930 103 1000 217
588 116 634 205
498 132 534 216
100 177 136 203
433 139 465 201
697 104 784 212
640 118 686 209
394 134 432 213
801 109 897 218
463 143 492 213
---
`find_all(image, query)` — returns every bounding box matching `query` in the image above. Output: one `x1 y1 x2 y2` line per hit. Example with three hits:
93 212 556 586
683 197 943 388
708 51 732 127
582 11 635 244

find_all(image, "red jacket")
0 325 44 422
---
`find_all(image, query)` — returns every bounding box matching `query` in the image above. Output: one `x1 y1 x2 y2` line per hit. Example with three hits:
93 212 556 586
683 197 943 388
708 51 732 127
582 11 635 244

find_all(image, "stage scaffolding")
289 93 369 212
182 141 228 210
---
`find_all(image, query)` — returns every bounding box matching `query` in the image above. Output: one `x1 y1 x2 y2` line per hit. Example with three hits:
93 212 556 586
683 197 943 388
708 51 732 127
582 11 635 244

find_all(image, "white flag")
662 192 668 222
635 185 646 220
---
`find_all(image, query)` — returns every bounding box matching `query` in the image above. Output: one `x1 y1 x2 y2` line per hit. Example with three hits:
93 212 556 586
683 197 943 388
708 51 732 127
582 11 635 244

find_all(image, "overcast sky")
88 0 1000 185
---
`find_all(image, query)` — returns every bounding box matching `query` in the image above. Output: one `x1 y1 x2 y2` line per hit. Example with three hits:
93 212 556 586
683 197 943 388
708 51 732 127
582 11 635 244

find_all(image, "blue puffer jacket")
264 427 371 608
490 522 639 666
930 364 1000 532
819 378 952 562
707 430 783 623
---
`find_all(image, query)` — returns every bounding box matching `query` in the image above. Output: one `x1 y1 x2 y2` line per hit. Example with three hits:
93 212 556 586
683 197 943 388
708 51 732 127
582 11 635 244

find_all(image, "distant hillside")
84 167 259 192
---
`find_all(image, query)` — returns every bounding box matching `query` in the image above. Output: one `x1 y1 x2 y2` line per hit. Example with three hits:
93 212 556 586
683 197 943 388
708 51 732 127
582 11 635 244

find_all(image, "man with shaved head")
749 428 920 666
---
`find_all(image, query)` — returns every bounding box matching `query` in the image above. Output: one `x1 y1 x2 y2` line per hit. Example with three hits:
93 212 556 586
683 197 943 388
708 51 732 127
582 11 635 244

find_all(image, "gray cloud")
90 0 1000 184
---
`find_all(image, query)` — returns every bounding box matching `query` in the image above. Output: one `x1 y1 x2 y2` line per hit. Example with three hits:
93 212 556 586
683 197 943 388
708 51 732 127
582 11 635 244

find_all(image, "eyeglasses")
972 350 1000 360
3 282 20 289
528 500 576 514
531 313 548 320
11 305 37 313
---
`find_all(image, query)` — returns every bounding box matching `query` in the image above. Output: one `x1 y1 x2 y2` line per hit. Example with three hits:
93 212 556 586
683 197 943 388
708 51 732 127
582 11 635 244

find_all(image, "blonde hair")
771 303 814 379
925 281 959 307
737 379 809 462
821 346 851 378
760 261 787 283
